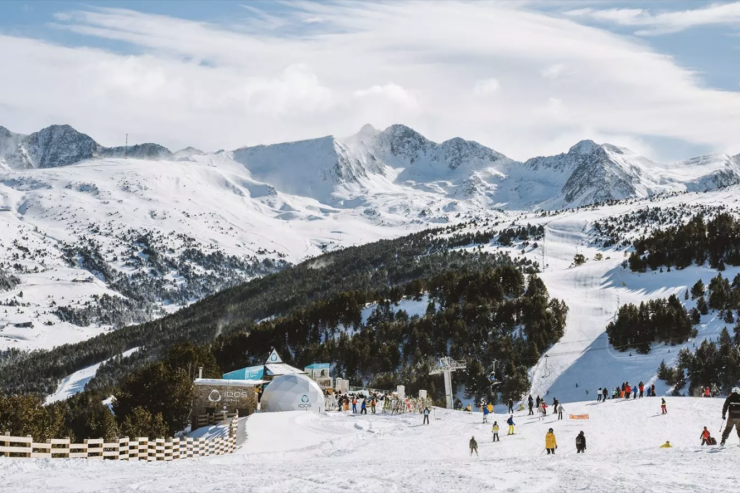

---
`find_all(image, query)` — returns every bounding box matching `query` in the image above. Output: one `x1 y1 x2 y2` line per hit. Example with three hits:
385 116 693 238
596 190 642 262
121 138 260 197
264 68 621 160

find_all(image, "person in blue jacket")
483 404 490 423
360 398 367 415
507 415 515 435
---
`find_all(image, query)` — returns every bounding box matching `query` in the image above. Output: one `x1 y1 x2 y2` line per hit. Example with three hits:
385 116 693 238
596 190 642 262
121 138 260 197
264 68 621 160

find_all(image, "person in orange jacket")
700 427 712 446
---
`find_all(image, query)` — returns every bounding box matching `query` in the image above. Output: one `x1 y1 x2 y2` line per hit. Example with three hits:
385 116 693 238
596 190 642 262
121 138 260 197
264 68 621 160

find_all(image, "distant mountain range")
2 123 738 210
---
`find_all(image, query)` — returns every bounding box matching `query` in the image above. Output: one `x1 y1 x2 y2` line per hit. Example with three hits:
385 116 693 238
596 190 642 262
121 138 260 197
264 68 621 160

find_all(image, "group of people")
596 382 655 401
525 395 565 420
469 428 587 456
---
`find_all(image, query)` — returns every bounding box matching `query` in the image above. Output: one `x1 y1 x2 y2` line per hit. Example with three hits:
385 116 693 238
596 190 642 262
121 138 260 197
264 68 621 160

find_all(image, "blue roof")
223 365 264 380
305 363 330 370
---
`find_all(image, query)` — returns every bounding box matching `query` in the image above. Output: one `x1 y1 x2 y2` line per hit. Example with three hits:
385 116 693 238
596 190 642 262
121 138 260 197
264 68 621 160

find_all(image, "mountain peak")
568 140 600 155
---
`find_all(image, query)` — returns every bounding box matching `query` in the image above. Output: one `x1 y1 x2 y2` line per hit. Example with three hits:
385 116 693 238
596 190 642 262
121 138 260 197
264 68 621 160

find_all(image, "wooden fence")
0 417 238 461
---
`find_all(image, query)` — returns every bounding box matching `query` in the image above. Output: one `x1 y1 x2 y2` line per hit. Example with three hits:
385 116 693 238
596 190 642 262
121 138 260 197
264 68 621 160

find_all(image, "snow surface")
44 347 140 404
1 398 738 492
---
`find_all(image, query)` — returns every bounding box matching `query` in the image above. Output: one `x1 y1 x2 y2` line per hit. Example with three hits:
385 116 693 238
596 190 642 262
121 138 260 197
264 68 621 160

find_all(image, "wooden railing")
196 412 237 429
0 420 238 461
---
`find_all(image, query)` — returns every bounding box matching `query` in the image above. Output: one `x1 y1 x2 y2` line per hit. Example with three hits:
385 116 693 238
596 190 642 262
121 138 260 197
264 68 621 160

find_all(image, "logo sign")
208 390 222 402
298 394 312 409
569 414 590 420
207 388 252 403
267 349 282 363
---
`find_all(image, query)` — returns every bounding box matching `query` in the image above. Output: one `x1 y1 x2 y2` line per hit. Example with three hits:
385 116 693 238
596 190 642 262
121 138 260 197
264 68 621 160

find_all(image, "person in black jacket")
721 387 740 446
528 395 534 415
576 431 586 453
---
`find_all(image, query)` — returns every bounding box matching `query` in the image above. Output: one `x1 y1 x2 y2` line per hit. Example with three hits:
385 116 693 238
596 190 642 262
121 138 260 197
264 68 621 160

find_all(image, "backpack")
710 437 717 446
576 435 583 445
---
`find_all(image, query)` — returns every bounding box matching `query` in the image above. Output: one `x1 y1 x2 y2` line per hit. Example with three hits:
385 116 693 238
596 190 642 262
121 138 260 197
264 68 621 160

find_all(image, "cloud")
473 78 500 96
0 2 739 160
565 2 740 36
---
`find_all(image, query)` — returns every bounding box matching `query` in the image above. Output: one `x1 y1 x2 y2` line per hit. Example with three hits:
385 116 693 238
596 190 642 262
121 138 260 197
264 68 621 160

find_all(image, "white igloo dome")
261 374 325 413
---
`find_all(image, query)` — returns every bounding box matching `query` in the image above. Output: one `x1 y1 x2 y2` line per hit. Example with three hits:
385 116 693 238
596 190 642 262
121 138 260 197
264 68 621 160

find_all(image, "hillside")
1 398 736 493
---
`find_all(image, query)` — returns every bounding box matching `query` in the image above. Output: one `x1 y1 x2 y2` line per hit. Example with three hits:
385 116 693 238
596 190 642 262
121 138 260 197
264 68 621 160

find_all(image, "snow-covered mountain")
2 121 739 351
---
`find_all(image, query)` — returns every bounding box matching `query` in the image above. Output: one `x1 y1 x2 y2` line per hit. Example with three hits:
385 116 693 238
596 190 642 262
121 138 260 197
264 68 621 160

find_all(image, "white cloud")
473 78 500 96
566 2 740 36
0 2 739 160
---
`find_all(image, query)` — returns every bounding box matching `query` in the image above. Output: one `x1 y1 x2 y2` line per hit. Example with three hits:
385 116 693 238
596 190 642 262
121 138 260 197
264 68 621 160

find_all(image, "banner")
569 414 589 420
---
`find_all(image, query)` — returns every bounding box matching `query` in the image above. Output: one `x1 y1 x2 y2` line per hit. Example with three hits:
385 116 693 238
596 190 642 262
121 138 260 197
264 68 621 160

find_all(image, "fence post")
2 432 8 458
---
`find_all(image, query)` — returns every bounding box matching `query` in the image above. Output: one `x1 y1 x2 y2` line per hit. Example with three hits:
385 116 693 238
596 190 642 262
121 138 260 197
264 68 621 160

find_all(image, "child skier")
661 398 667 414
700 426 712 446
545 428 557 455
507 415 515 435
575 431 586 453
423 407 430 425
492 422 500 442
557 403 564 420
483 404 490 424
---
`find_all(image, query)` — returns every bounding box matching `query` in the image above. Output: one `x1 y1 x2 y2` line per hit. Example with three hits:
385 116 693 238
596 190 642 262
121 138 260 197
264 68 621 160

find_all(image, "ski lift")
541 355 551 379
489 360 501 387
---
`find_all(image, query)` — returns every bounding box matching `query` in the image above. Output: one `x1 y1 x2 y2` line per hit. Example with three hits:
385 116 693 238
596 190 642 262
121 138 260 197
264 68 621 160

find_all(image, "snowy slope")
1 399 738 492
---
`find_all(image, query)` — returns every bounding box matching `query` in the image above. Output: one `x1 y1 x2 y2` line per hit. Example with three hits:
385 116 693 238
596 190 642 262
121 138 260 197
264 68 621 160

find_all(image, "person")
371 396 377 414
360 398 367 415
597 388 602 402
352 396 357 414
552 397 559 411
557 403 564 420
487 403 494 414
651 384 656 396
661 398 667 414
507 398 514 414
603 387 608 401
423 406 430 425
612 388 617 399
483 404 490 424
507 415 515 435
660 441 672 448
639 382 644 399
576 431 586 453
545 428 557 455
528 396 534 415
492 422 500 442
704 387 711 398
455 398 463 410
465 404 472 412
700 426 711 446
536 396 541 409
344 396 349 412
625 384 631 399
541 401 548 416
470 436 478 456
633 386 638 399
720 387 740 446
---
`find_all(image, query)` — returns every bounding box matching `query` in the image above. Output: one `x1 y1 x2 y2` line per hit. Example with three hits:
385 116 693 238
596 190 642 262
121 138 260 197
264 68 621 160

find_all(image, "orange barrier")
569 414 589 420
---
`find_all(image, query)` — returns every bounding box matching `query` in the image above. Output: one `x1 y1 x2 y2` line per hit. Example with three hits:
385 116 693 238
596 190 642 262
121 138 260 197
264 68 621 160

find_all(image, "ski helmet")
548 428 553 432
732 387 740 395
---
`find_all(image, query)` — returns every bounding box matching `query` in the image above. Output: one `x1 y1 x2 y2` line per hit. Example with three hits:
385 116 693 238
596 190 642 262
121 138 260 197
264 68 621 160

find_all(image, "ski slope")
1 398 738 492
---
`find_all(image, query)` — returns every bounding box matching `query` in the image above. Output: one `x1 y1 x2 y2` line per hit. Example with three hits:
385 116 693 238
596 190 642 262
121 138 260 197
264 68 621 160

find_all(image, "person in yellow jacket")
545 428 558 455
660 441 672 448
492 422 500 442
487 403 493 414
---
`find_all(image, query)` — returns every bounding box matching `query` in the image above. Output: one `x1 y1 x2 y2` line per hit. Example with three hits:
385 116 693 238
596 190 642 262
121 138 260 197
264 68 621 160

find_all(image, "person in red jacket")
625 384 632 399
638 382 644 399
700 426 712 446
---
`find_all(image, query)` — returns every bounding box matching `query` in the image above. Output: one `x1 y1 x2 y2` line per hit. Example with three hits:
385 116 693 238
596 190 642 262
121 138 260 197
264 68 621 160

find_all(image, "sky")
0 0 738 161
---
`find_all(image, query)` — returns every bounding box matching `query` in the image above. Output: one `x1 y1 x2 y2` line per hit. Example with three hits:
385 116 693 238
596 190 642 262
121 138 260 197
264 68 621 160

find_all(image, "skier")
469 436 479 456
661 398 667 414
492 421 500 442
660 441 672 448
536 395 541 409
651 384 656 397
507 415 515 435
638 382 644 399
597 388 602 402
541 401 548 416
371 396 377 414
575 431 586 453
465 404 472 412
625 384 632 399
633 386 638 399
545 428 557 455
612 388 617 399
557 403 564 421
507 398 514 414
700 426 711 446
352 396 357 414
528 395 534 415
602 387 608 402
361 398 367 415
552 397 559 411
423 406 430 425
720 387 740 446
483 404 490 424
487 403 494 415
